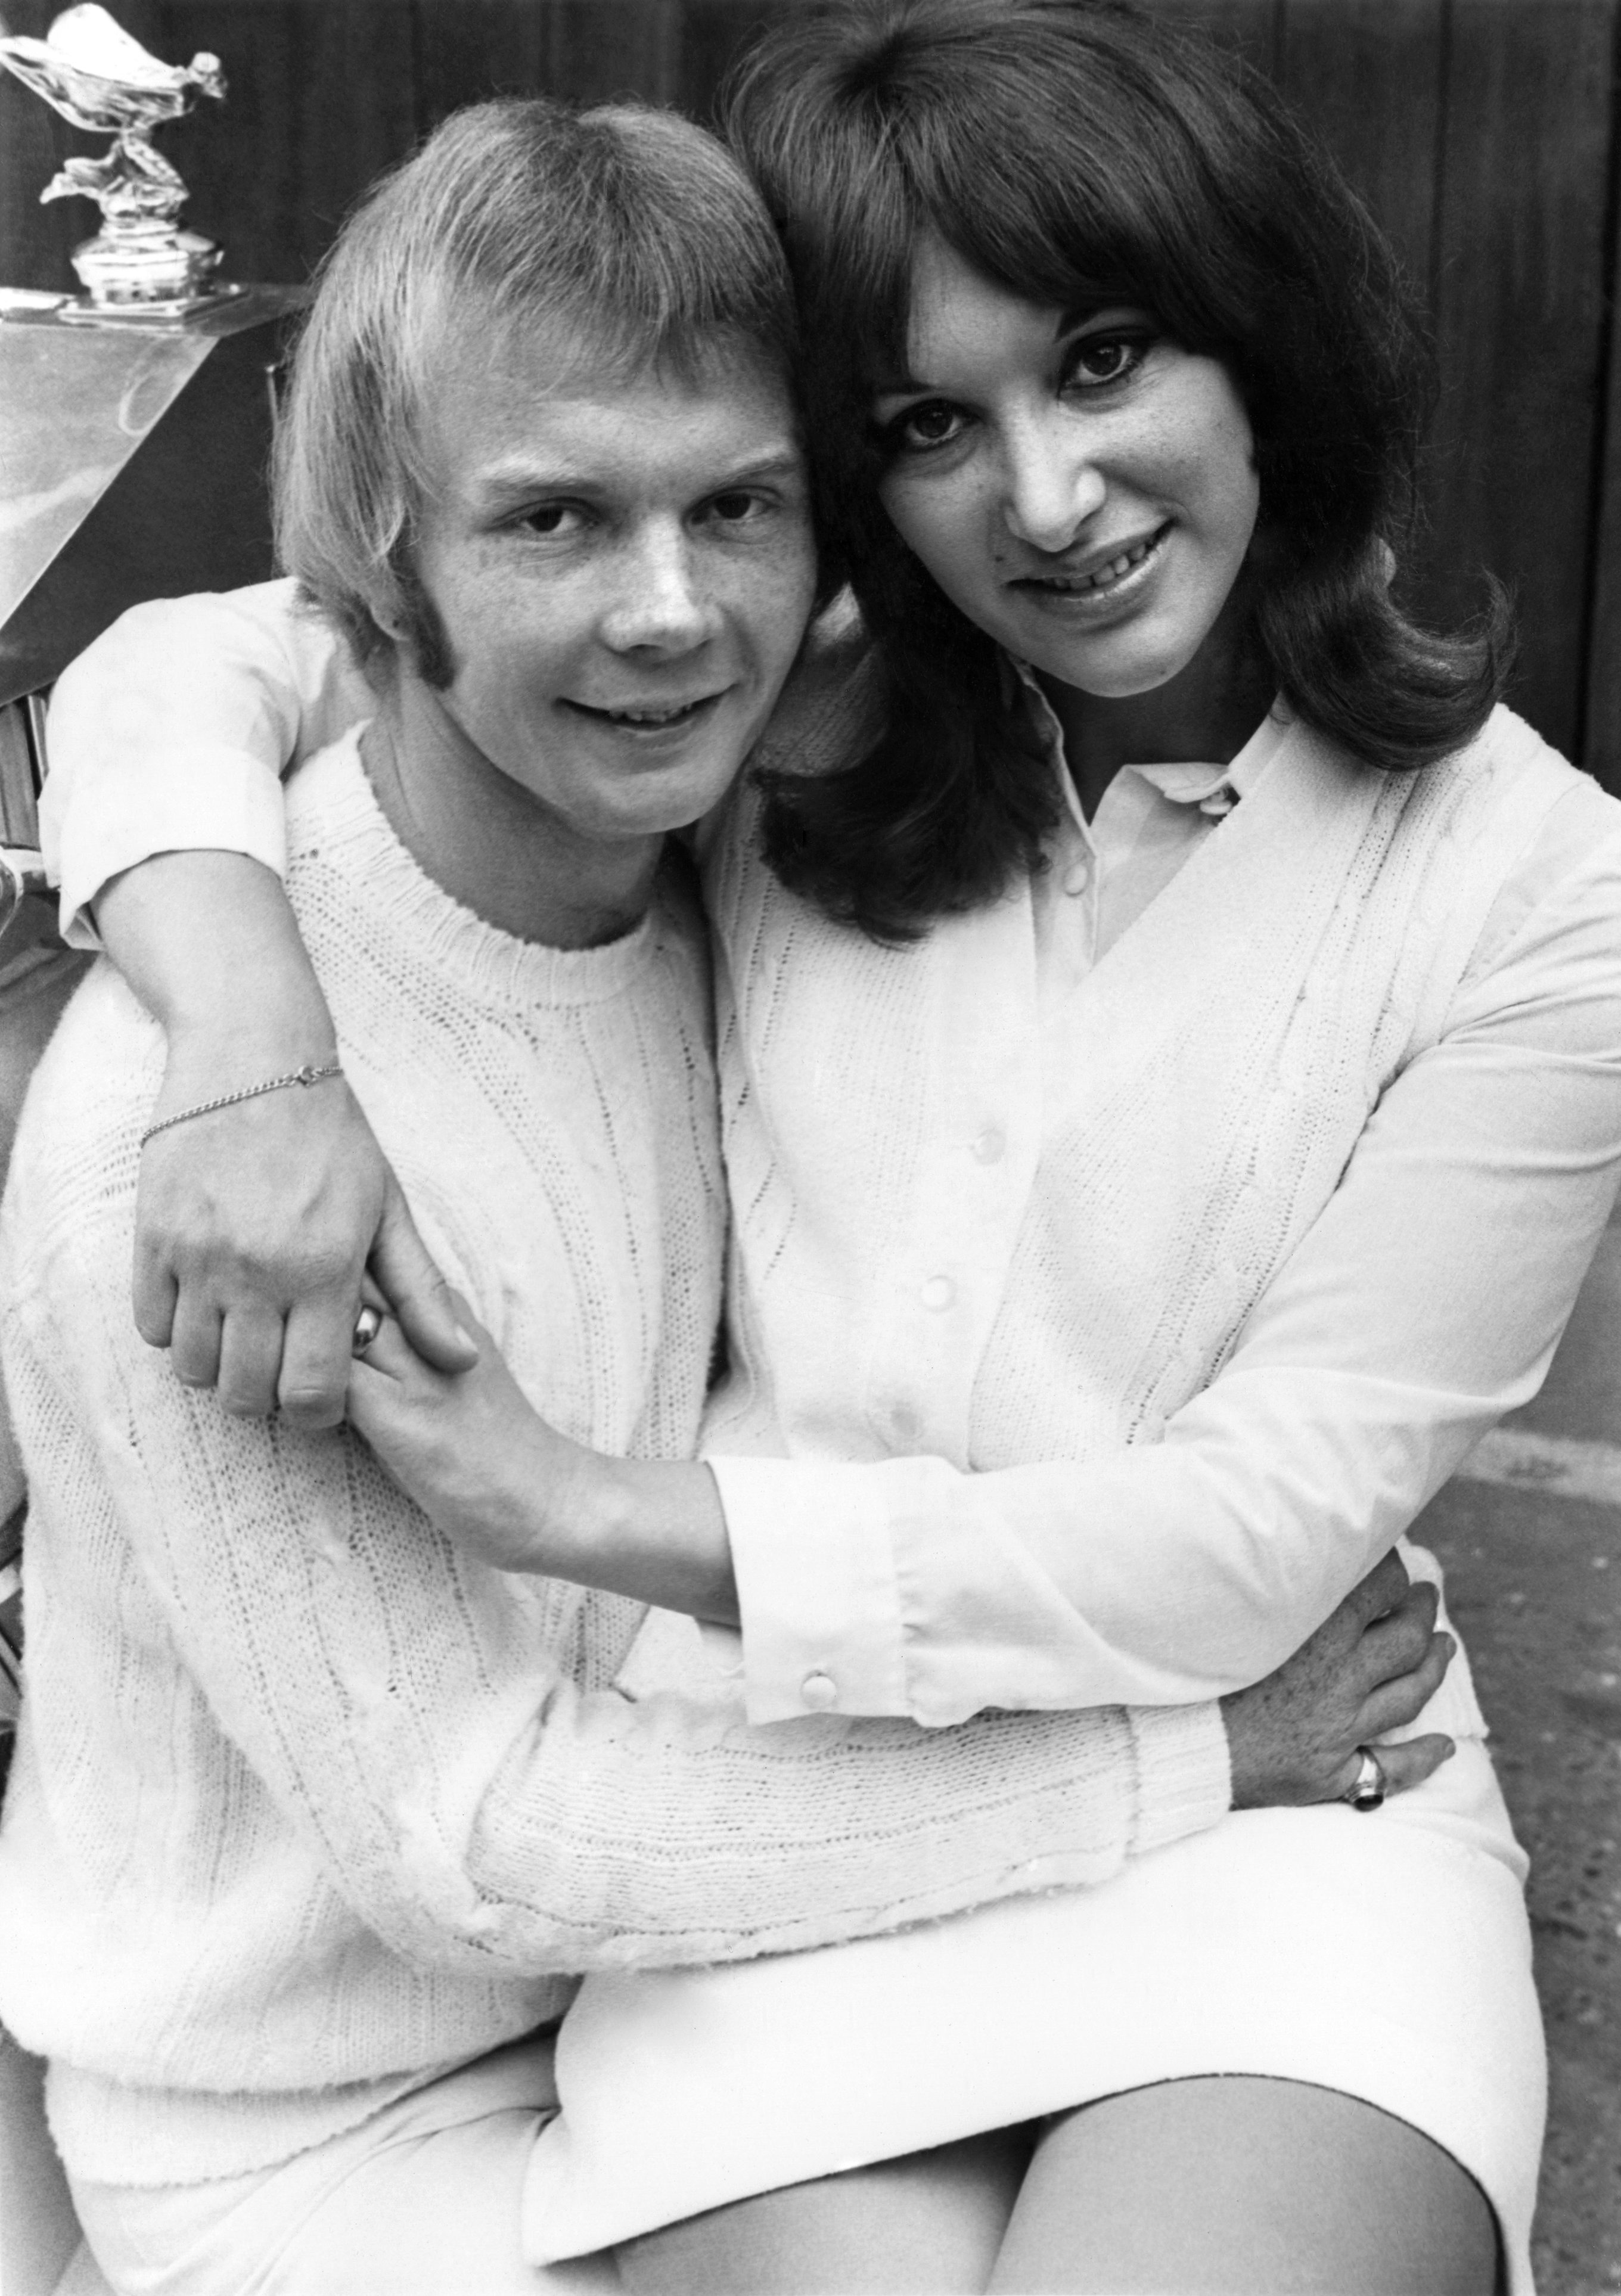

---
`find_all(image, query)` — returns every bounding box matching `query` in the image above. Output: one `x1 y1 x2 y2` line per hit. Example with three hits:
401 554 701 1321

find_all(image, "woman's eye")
1066 334 1149 389
881 400 969 454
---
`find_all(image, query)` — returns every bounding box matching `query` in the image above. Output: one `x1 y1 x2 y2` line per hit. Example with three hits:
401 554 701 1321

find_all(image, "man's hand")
96 849 477 1425
135 1054 475 1428
1222 1550 1455 1809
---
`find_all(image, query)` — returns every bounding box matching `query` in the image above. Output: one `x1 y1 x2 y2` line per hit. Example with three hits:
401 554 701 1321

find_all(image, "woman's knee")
990 2076 1499 2295
617 2126 1033 2296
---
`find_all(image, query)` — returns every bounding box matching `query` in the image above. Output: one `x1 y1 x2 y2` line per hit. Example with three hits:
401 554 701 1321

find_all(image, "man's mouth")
563 694 723 729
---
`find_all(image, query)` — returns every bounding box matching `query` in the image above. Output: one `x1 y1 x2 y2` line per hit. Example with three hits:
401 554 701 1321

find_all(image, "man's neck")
361 678 662 950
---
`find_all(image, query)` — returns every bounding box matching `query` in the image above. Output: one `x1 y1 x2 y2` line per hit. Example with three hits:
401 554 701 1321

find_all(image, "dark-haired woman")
38 2 1621 2287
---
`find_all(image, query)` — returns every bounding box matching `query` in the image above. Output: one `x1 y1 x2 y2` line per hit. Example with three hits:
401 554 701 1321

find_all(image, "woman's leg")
616 2127 1033 2296
989 2076 1501 2296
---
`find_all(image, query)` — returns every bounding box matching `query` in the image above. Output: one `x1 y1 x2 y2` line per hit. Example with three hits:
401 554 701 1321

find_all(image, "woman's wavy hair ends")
724 0 1513 943
274 97 799 677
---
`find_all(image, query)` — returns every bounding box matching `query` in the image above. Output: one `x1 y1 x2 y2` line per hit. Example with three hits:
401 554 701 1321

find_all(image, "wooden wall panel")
1145 0 1280 74
1277 0 1444 304
1426 0 1617 760
153 1 418 278
3 0 1619 770
1580 17 1621 788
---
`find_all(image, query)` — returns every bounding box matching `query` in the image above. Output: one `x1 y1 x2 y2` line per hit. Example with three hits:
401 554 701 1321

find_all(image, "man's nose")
999 413 1106 553
600 524 722 653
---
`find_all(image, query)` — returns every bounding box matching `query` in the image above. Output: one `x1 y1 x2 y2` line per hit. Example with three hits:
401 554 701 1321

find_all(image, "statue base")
65 223 237 319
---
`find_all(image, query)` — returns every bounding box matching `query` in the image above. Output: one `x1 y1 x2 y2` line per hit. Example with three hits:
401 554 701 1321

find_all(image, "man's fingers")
370 1183 477 1374
169 1297 224 1391
1331 1733 1455 1804
216 1305 287 1419
133 1245 179 1350
277 1291 360 1430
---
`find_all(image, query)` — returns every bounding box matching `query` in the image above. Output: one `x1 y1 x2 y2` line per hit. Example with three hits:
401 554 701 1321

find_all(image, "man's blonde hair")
274 97 797 673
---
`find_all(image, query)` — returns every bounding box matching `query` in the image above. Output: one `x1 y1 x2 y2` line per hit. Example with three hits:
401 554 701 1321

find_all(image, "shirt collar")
1004 653 1288 817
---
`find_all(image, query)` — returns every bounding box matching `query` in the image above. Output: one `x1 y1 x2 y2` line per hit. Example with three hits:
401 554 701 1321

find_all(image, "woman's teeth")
1046 530 1163 594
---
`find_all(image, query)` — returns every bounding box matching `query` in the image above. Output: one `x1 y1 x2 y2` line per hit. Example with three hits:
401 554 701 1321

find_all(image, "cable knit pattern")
0 727 1229 2189
703 645 1621 1724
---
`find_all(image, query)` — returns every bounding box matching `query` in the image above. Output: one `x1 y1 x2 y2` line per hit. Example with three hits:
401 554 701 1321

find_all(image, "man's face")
406 316 817 846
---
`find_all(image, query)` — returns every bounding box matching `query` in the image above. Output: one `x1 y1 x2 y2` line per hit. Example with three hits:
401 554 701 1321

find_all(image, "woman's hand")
347 1307 738 1619
1222 1551 1455 1809
136 1054 475 1429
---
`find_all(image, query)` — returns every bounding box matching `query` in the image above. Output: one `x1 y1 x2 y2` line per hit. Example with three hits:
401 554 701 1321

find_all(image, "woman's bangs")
892 94 1236 361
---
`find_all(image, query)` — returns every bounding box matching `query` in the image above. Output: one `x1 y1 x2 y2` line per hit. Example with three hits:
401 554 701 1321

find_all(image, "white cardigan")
43 586 1621 1741
703 628 1621 1720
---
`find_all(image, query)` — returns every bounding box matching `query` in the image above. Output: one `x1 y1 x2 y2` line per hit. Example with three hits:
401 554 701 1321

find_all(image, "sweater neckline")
287 725 663 1010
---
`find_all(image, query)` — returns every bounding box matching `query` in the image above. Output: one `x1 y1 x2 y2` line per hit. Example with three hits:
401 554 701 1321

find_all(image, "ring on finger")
1342 1744 1387 1813
352 1304 384 1357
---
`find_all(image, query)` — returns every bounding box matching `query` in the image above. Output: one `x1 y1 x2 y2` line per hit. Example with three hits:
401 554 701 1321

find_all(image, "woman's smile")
875 239 1260 719
1007 520 1173 613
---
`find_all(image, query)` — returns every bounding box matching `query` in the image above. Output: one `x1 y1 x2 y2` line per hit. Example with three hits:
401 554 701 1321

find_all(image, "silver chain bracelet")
139 1060 344 1149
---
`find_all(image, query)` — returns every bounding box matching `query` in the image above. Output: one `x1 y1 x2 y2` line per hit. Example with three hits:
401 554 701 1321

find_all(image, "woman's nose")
999 415 1106 553
601 526 721 654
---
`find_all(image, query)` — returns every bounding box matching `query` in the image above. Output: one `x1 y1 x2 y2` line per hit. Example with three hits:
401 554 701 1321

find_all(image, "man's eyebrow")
471 447 803 511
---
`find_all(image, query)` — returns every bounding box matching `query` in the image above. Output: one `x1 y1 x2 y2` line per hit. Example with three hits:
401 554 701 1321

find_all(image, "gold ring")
352 1304 384 1357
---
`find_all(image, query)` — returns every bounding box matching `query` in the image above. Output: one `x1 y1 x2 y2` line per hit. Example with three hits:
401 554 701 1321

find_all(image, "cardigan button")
971 1127 1005 1165
1063 859 1092 896
920 1275 955 1311
800 1670 839 1711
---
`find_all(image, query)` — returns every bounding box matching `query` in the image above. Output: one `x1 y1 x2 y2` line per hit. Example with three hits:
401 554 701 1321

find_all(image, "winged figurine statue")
0 5 234 313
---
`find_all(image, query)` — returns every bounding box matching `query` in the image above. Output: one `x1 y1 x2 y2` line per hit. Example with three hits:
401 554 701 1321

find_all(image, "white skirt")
522 1738 1545 2291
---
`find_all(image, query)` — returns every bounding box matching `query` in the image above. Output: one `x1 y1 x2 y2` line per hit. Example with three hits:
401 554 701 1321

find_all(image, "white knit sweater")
0 728 1228 2188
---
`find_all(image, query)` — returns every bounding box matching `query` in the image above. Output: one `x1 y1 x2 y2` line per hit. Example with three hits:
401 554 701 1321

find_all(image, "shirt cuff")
705 1455 912 1723
44 746 291 949
1127 1701 1232 1854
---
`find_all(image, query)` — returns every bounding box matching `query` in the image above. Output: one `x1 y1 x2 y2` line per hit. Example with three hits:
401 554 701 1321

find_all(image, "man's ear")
381 560 458 690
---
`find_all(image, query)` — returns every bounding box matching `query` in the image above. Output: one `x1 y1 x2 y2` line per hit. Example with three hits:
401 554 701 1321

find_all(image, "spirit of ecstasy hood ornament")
0 4 237 318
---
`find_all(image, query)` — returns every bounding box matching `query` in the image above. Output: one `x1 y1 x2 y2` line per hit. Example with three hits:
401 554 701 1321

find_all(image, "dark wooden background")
4 0 1620 784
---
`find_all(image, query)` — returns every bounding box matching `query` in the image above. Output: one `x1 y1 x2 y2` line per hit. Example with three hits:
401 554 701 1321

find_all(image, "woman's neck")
1041 606 1273 822
359 673 662 950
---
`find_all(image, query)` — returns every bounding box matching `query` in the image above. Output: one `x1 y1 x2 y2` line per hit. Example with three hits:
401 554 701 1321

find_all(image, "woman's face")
872 238 1260 707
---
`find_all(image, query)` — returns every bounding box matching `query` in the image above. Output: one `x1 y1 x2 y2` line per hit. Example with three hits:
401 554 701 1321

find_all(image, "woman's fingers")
370 1180 479 1374
1355 1633 1454 1741
1331 1733 1455 1804
1352 1579 1440 1691
1340 1546 1411 1630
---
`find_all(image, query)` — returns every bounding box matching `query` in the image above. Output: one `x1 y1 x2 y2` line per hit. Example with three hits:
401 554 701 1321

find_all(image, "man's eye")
707 490 766 524
519 504 583 537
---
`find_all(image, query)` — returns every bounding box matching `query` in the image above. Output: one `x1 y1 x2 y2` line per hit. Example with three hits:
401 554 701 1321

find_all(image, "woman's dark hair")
723 0 1513 942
